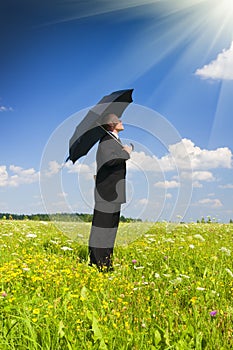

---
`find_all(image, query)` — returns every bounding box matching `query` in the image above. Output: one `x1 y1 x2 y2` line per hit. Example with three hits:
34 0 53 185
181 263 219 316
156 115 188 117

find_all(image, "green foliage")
0 220 233 349
0 213 140 223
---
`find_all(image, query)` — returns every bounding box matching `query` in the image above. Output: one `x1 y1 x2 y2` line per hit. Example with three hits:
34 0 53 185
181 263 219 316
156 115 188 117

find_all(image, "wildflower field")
0 220 232 349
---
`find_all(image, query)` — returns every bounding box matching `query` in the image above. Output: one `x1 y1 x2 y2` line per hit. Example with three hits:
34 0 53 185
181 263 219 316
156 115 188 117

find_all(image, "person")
88 113 132 271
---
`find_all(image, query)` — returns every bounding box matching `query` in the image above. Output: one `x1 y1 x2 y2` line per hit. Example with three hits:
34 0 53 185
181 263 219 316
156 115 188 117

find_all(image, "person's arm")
99 138 130 168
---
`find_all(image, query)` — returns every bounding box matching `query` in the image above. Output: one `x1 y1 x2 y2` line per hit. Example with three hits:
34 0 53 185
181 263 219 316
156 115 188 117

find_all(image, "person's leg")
89 202 121 270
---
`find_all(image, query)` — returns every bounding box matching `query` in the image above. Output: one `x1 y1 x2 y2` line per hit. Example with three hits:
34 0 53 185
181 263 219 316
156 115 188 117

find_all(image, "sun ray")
207 79 233 149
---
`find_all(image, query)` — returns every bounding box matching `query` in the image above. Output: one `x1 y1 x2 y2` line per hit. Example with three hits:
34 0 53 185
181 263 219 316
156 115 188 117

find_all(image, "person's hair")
101 113 119 131
103 122 118 131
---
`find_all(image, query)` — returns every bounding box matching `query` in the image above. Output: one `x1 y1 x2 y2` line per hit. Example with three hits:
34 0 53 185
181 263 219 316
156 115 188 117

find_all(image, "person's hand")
122 145 133 154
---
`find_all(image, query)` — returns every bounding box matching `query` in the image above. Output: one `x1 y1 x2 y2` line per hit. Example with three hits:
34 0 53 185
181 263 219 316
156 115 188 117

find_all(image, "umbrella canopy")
67 89 133 163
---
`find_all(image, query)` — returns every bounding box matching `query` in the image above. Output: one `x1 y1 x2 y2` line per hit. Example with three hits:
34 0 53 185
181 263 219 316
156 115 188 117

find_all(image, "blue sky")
1 0 233 222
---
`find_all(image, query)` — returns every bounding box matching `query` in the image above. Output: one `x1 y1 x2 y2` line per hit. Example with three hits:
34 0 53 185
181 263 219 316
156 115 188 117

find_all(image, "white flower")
196 287 205 291
146 238 156 243
163 238 175 243
26 233 37 238
2 232 13 237
61 246 73 251
50 240 59 245
170 277 182 284
189 244 195 249
163 274 171 278
134 266 144 270
194 234 205 242
219 247 231 256
180 274 190 279
154 273 160 278
225 268 233 277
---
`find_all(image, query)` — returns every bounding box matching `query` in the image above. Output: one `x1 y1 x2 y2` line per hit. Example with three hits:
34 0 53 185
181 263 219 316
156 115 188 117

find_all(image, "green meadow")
0 220 232 349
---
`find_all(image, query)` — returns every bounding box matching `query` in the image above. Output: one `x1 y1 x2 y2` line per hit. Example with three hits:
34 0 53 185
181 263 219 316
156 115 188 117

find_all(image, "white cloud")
180 170 215 182
219 183 233 189
57 192 68 198
197 198 223 208
192 181 203 188
0 165 39 187
174 171 215 188
0 166 8 187
45 161 62 177
128 152 163 172
44 160 93 178
137 198 149 205
128 138 232 173
0 105 13 112
66 161 94 174
65 160 95 182
195 41 233 80
154 180 180 189
169 139 232 170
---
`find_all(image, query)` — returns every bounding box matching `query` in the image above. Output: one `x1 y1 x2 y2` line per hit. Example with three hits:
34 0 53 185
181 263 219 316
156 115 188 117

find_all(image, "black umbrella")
67 89 134 163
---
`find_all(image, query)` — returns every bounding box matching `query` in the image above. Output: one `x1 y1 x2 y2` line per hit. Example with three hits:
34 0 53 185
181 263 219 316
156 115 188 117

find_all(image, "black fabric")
92 208 121 228
89 132 129 270
89 204 121 270
68 89 133 163
89 247 114 269
95 133 130 203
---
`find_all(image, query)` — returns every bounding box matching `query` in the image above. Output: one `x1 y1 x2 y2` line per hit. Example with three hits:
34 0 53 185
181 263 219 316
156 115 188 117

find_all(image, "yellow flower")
8 297 16 303
33 308 40 315
125 321 130 329
190 296 197 304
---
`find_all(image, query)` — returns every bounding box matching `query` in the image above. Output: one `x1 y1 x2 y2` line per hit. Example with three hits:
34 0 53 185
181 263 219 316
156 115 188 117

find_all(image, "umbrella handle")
130 143 134 151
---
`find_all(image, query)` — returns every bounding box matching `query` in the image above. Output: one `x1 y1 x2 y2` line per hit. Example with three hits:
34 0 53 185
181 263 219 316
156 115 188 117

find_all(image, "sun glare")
214 0 233 22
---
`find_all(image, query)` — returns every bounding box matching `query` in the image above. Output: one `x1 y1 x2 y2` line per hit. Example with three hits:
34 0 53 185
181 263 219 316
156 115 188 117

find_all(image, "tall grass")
0 220 232 349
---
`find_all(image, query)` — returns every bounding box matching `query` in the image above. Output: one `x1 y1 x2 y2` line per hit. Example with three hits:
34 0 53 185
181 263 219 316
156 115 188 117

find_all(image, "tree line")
0 213 142 223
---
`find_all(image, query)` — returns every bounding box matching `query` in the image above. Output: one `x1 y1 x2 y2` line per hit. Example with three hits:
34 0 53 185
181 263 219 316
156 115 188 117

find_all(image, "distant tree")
201 217 205 224
120 215 127 222
0 212 141 222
